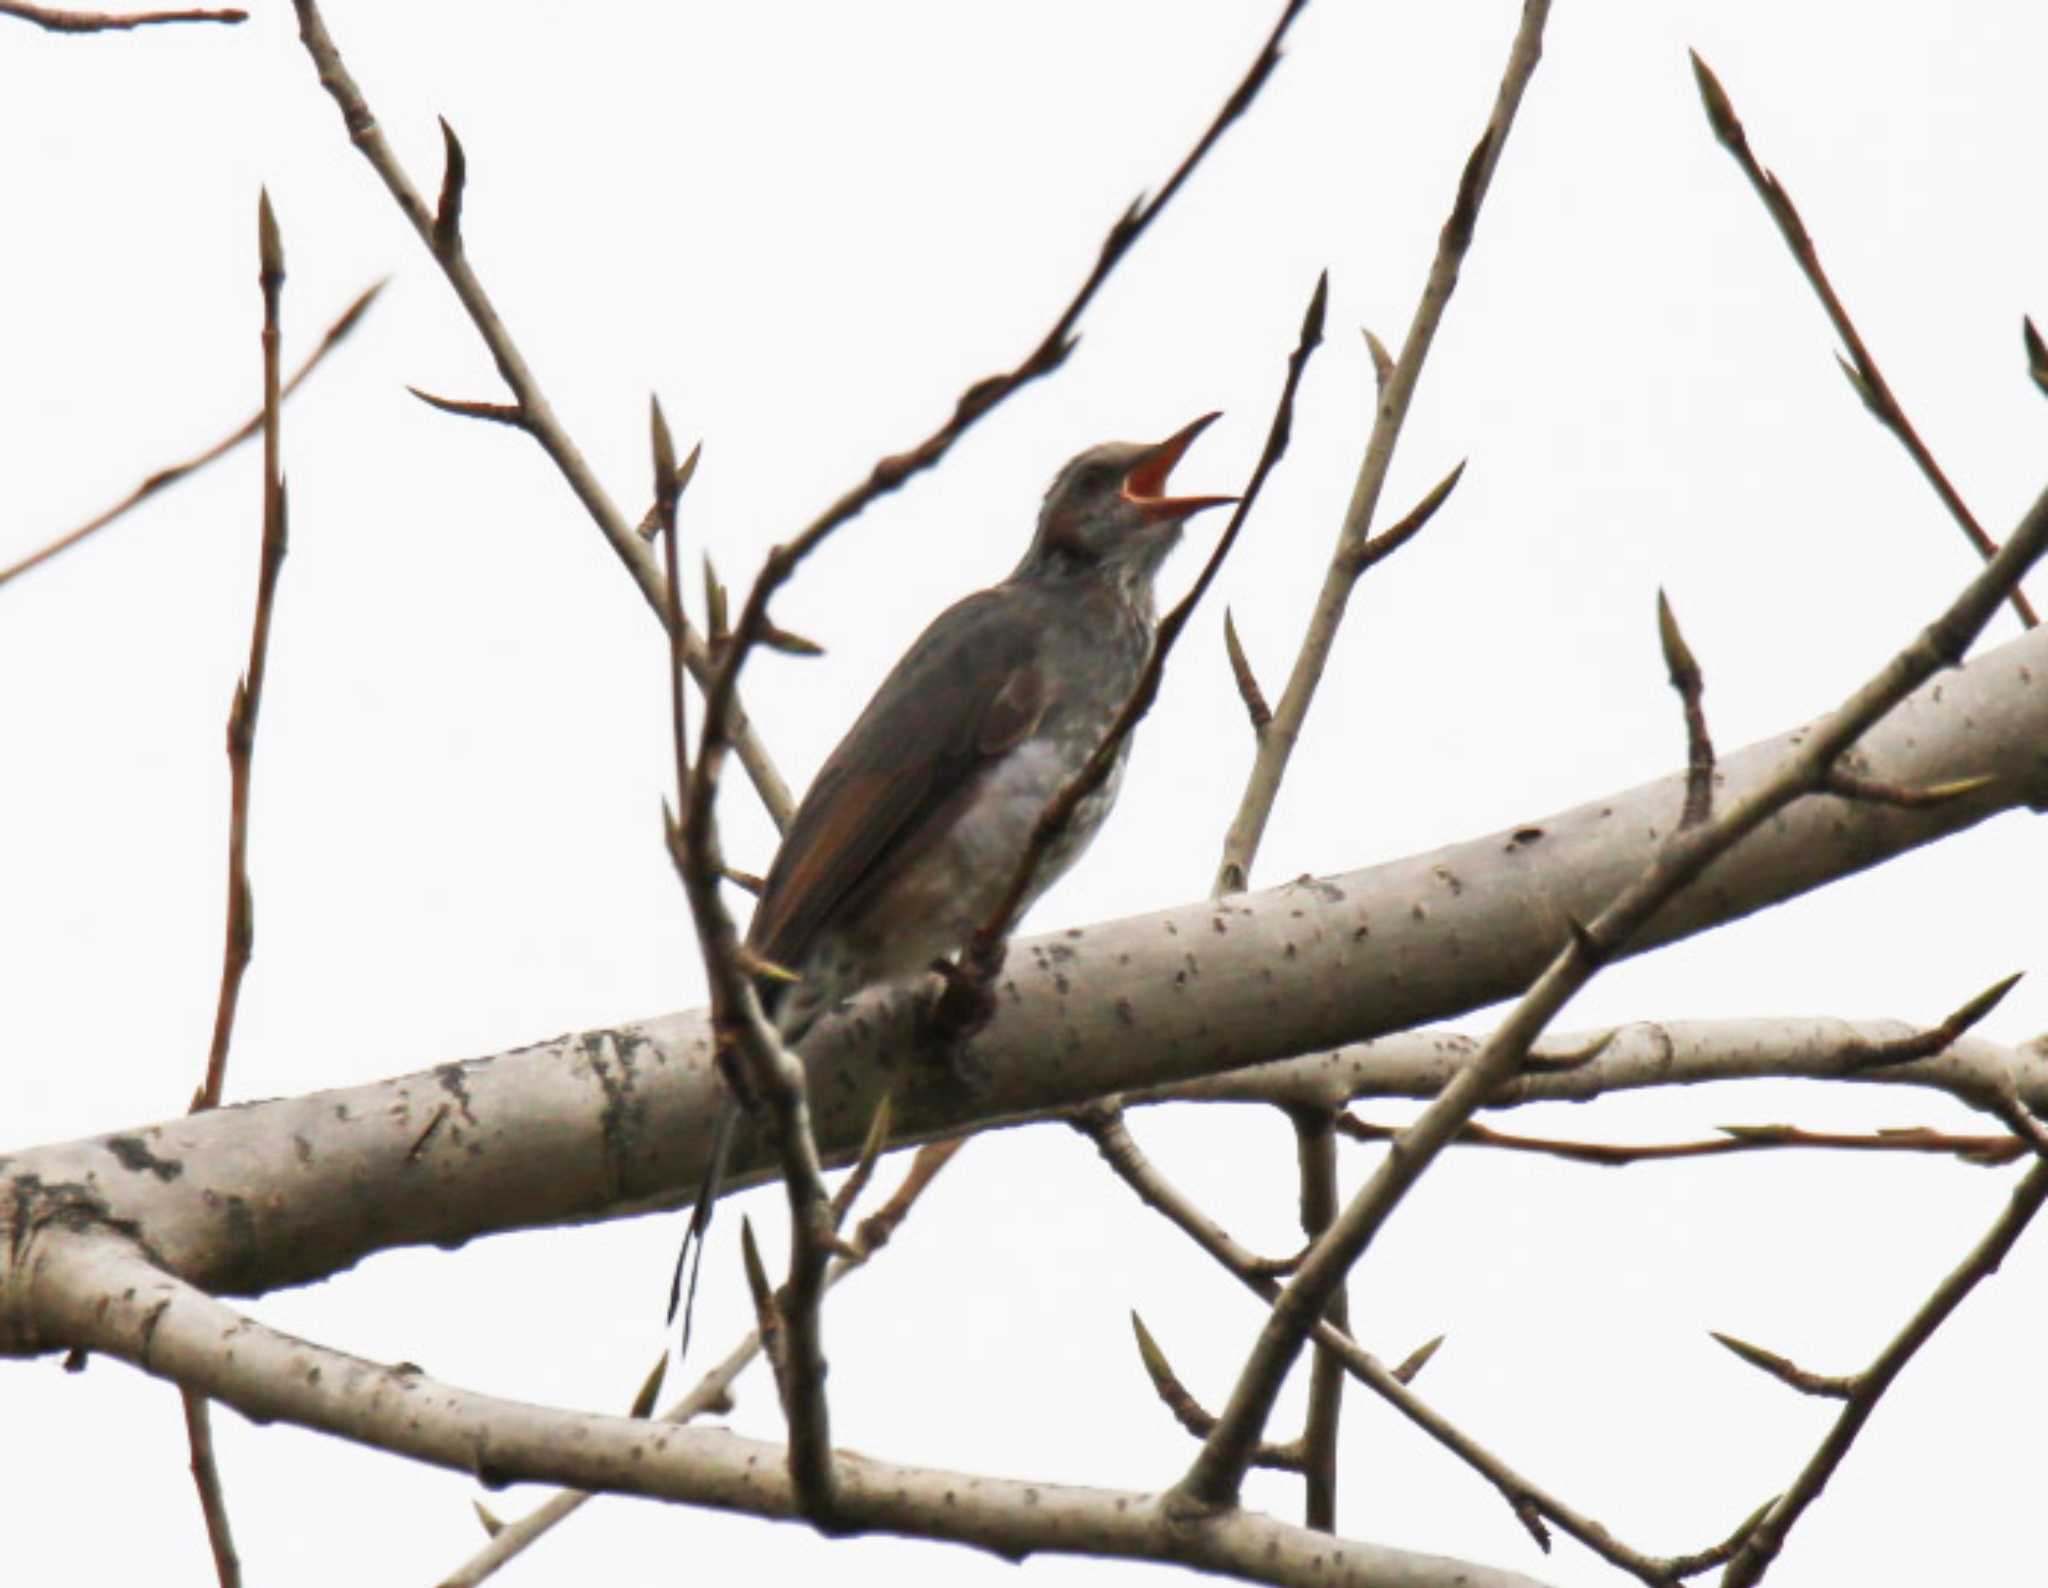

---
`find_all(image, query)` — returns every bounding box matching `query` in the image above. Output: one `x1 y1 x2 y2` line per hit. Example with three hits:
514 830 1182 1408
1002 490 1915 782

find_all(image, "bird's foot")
915 936 1008 1066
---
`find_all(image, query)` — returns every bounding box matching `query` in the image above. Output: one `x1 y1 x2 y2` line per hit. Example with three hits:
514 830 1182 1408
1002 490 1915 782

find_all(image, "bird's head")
1019 413 1234 591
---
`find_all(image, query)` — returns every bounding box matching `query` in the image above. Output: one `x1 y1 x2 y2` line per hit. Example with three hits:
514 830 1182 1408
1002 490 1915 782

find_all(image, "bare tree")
4 6 2045 1587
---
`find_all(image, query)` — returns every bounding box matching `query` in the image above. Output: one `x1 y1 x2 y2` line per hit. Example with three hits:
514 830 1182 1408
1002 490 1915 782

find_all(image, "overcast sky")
5 4 2047 1585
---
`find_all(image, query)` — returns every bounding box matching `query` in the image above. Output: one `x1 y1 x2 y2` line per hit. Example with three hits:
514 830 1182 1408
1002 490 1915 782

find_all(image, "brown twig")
179 1388 241 1587
438 1140 965 1587
681 0 1311 868
1708 1332 1854 1400
1291 1107 1347 1531
2023 317 2048 401
1719 1158 2048 1587
1130 1313 1307 1473
971 272 1327 953
194 191 286 1120
0 280 381 591
0 1 241 27
181 186 289 1588
1657 589 1714 828
287 0 795 831
1338 1112 2028 1169
1213 0 1549 896
1171 474 2048 1514
1689 51 2038 631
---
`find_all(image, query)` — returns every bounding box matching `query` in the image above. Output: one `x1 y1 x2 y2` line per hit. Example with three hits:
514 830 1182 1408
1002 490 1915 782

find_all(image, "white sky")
5 3 2046 1585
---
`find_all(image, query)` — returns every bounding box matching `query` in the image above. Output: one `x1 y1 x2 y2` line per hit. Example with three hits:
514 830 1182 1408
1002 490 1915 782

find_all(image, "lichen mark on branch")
1688 49 2038 631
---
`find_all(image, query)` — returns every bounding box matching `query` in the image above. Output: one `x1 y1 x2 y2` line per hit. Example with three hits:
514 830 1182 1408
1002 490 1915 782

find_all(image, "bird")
670 412 1232 1345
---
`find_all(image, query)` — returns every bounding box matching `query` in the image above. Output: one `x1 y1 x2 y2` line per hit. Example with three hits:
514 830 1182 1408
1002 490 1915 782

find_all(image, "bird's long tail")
666 1092 739 1363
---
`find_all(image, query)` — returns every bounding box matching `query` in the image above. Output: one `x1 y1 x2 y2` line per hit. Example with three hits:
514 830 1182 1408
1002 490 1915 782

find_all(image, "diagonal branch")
1171 477 2048 1512
0 280 381 591
440 1140 964 1587
1718 1158 2048 1587
1214 0 1552 895
970 272 1326 954
287 0 795 830
1690 51 2037 630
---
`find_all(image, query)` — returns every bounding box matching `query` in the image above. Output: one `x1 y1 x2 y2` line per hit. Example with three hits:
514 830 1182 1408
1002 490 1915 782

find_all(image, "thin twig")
1690 51 2037 630
1074 1104 1690 1581
0 280 381 591
1657 589 1714 828
286 0 795 831
971 272 1327 952
0 1 242 27
194 190 287 1119
439 1141 964 1586
1338 1112 2028 1169
179 1389 241 1588
1222 609 1273 732
1172 475 2048 1513
1708 1332 1854 1400
1130 1313 1308 1473
1836 973 2022 1074
1213 0 1550 896
180 186 290 1588
1290 1107 1347 1531
1719 1158 2048 1588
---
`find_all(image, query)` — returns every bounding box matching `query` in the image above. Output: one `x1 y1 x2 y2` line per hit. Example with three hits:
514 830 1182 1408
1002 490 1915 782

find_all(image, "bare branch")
1291 1107 1347 1530
34 1230 1555 1588
442 1139 963 1587
1837 973 2023 1074
1719 1159 2048 1587
973 271 1326 950
1173 478 2048 1512
1337 1111 2027 1169
1689 50 2038 630
1708 1331 1855 1400
287 0 795 830
0 280 382 591
0 1 241 28
1223 608 1273 732
1214 0 1551 895
1657 588 1714 828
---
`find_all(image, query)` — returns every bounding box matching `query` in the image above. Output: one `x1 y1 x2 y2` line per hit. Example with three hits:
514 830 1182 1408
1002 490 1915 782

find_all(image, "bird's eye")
1083 462 1121 494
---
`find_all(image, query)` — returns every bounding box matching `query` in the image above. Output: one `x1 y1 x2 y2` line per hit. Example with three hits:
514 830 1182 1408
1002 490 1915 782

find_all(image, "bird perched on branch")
672 413 1232 1341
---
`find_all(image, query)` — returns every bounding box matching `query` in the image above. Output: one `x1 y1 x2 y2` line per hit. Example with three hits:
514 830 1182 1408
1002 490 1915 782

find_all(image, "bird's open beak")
1122 412 1237 522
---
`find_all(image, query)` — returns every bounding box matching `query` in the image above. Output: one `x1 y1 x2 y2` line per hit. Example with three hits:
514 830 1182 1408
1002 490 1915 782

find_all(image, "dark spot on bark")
292 1134 313 1166
434 1062 479 1125
1509 827 1545 847
106 1135 183 1182
1114 998 1135 1027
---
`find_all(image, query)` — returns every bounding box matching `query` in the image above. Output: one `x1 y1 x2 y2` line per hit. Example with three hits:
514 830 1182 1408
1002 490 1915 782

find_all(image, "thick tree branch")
26 1230 1554 1588
1 611 2045 1310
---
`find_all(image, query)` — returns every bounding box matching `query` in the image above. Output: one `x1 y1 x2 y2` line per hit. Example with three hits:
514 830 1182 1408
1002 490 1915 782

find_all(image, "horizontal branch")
1 618 2044 1308
29 1230 1555 1588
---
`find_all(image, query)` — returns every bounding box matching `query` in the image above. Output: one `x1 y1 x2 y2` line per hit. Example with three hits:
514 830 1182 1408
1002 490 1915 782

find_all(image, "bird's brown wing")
746 585 1052 973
